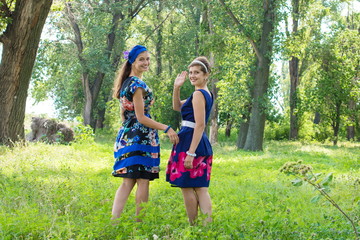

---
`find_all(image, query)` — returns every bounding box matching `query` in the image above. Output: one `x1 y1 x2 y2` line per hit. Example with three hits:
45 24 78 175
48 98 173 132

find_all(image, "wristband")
186 151 196 157
164 125 171 133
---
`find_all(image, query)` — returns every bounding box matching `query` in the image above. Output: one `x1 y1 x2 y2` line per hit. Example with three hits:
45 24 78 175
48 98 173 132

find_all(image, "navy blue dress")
166 89 213 187
112 76 160 180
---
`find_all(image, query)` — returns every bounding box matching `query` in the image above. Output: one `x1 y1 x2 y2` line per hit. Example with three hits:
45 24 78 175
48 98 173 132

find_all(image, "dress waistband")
181 120 195 128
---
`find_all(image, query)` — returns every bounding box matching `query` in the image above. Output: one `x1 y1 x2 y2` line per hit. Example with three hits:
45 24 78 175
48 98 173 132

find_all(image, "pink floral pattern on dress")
166 150 212 182
166 150 186 181
188 156 207 178
168 161 182 181
120 97 134 111
166 149 177 174
206 156 213 181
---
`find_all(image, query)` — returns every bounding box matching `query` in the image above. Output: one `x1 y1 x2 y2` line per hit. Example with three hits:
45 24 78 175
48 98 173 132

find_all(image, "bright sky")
25 98 57 118
342 1 360 15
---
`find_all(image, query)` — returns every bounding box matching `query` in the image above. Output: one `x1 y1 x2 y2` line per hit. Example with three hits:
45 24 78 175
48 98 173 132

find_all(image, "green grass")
0 137 359 239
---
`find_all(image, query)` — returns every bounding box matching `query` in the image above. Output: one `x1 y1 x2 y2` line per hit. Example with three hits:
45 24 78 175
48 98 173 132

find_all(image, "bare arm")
173 71 187 111
133 88 179 145
184 91 206 168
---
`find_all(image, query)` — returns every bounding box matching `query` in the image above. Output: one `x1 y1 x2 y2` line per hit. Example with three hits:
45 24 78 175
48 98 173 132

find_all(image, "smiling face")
188 65 208 88
132 51 150 73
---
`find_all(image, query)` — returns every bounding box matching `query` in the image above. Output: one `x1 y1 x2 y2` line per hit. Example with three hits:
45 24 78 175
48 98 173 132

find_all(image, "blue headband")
128 45 147 64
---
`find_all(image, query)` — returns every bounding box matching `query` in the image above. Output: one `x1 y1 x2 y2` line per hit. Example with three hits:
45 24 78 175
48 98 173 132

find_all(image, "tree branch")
64 1 90 94
65 3 84 56
143 8 174 43
131 0 147 18
91 1 125 99
218 0 261 60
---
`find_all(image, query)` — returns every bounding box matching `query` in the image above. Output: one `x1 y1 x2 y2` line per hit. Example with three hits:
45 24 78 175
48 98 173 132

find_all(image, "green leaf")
314 173 322 178
311 195 322 203
321 173 333 186
291 178 303 187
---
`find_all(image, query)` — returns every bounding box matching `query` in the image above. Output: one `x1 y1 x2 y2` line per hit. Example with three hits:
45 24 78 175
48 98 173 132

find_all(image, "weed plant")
0 135 359 239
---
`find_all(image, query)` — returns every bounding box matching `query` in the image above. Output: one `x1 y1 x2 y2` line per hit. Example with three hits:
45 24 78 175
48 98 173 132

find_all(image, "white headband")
190 60 208 73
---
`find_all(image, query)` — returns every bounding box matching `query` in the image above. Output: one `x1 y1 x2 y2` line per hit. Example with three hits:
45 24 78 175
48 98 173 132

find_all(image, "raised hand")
174 71 188 88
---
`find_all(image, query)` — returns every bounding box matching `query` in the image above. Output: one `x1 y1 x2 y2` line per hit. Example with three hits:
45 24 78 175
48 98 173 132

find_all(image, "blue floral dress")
166 89 213 187
112 76 160 180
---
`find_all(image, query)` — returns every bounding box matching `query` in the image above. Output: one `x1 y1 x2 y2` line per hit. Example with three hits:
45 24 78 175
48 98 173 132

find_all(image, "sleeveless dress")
112 76 160 180
166 89 213 188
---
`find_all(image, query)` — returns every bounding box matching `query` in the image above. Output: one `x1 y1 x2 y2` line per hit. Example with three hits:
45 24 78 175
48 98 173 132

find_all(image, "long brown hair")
112 61 132 99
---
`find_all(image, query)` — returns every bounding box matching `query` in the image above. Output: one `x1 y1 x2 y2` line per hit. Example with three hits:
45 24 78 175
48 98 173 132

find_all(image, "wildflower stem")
305 178 359 239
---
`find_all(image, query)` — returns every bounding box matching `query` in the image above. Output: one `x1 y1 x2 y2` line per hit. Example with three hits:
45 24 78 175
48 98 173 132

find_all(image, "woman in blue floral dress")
111 45 178 222
166 56 214 225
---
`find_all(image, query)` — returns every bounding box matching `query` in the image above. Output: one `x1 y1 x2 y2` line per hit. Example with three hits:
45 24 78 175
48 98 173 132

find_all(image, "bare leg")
111 178 136 221
135 178 150 222
181 188 199 225
194 187 212 224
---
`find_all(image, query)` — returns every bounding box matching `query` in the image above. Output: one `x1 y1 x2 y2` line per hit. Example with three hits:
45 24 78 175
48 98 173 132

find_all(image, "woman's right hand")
174 71 188 88
167 128 179 145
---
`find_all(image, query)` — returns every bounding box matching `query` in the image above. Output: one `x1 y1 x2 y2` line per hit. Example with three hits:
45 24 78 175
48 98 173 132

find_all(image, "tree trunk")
0 0 53 144
244 0 276 151
243 72 267 151
95 108 106 130
219 0 277 151
332 102 341 146
82 73 93 126
356 117 360 142
289 56 300 140
347 99 356 141
347 125 355 141
202 0 219 145
8 67 30 141
236 122 249 149
209 80 219 144
155 1 163 76
225 118 232 137
95 92 113 130
288 0 300 140
313 112 321 124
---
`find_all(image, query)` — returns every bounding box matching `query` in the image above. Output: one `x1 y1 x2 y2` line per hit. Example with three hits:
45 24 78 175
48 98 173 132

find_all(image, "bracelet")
164 125 171 133
186 151 196 157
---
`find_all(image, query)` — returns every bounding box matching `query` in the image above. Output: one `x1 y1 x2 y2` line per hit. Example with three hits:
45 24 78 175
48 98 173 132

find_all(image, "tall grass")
0 135 359 239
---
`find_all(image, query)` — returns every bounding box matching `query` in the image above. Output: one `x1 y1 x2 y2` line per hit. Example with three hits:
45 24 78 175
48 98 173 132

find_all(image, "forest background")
0 0 360 239
0 0 359 150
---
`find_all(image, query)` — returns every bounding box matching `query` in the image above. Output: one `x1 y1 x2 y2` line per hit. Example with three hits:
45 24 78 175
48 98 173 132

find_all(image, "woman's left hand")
184 155 194 169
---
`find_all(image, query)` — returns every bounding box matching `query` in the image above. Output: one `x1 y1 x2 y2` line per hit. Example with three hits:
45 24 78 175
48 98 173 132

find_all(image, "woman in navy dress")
111 45 178 222
166 56 214 225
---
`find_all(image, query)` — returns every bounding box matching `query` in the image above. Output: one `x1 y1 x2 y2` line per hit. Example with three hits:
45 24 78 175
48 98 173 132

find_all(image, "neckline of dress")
129 75 142 80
